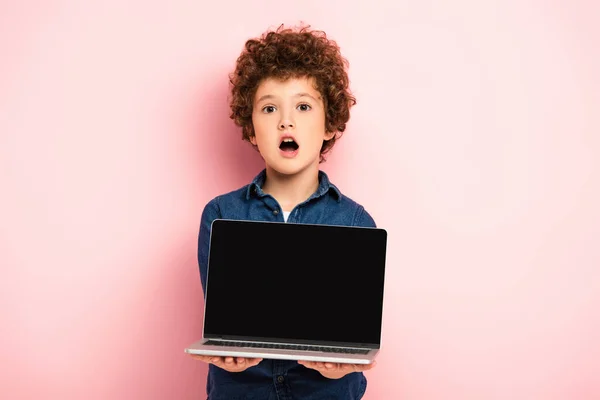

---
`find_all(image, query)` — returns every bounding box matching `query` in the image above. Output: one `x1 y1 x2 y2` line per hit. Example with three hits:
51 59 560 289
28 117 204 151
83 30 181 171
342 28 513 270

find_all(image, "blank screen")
203 220 387 346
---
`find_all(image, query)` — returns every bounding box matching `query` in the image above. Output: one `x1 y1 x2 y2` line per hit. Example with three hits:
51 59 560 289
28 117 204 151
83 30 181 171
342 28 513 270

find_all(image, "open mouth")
279 138 299 152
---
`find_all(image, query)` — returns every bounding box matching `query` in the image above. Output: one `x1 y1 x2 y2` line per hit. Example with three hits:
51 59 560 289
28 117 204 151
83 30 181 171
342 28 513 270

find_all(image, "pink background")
1 1 599 399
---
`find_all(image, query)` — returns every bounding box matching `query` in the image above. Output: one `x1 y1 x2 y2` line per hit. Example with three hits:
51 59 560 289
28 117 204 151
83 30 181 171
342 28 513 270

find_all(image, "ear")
324 131 336 141
249 135 257 145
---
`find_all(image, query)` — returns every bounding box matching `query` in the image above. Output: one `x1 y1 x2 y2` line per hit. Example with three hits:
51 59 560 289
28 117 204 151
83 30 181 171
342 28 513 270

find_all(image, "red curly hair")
229 24 356 162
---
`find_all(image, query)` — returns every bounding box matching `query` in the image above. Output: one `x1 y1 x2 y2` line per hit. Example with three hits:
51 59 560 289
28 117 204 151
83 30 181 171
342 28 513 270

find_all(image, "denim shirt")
197 169 377 400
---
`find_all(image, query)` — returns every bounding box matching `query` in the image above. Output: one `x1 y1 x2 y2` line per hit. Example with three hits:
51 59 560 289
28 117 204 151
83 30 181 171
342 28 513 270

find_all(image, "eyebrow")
256 92 320 103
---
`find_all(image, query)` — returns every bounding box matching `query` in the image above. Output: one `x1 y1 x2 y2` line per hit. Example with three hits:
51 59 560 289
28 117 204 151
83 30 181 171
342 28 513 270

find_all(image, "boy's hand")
298 360 377 379
190 355 263 372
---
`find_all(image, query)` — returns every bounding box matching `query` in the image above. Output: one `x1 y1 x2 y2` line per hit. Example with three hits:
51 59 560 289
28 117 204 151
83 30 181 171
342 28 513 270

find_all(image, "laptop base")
185 339 377 364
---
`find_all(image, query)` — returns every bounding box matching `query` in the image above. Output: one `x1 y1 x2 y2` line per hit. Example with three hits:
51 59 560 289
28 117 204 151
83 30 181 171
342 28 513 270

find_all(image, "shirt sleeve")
353 205 377 228
197 197 221 296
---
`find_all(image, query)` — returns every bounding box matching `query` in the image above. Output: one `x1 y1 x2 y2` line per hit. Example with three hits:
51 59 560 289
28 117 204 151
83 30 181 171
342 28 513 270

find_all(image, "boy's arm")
197 197 221 295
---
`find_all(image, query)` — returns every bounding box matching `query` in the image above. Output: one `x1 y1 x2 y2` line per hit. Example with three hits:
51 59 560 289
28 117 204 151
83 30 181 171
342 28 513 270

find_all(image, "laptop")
185 219 387 364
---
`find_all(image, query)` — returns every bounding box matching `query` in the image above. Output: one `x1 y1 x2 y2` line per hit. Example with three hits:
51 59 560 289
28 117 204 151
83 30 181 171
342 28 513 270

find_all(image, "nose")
278 119 294 130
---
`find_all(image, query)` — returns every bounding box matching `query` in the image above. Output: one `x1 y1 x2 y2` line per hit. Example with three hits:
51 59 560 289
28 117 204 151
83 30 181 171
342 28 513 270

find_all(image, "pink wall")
2 1 599 399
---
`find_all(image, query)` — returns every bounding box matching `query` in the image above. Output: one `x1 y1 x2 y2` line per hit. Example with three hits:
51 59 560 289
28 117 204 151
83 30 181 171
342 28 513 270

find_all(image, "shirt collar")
245 169 342 202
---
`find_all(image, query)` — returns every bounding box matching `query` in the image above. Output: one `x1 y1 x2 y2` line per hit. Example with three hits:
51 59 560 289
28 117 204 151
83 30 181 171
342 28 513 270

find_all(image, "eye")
297 103 312 112
261 105 276 114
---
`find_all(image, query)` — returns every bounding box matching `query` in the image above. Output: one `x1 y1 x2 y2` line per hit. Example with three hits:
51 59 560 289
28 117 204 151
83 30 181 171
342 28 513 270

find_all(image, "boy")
190 24 378 399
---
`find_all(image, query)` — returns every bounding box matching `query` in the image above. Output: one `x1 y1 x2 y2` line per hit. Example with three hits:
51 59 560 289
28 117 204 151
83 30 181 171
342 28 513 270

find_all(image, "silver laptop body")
185 219 387 364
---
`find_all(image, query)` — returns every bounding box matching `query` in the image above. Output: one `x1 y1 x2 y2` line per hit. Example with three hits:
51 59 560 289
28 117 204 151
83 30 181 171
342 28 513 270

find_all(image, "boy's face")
251 76 334 176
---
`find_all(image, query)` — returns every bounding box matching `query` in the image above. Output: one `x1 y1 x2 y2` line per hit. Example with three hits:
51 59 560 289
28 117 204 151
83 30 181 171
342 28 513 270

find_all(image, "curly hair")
229 24 356 162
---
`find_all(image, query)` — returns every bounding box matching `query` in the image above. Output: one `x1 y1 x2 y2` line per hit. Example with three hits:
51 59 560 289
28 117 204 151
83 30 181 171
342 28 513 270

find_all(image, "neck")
262 165 320 212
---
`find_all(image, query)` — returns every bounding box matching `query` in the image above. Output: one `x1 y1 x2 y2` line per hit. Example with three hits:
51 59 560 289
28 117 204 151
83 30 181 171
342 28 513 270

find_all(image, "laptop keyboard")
205 340 370 355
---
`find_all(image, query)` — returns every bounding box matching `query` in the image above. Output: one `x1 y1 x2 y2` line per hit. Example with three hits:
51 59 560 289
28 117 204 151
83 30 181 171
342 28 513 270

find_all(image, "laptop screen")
203 219 387 347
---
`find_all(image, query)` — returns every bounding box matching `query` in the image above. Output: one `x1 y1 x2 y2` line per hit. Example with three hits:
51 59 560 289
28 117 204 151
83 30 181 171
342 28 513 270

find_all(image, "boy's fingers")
190 355 213 363
190 355 265 372
190 355 225 366
354 362 376 371
211 357 224 367
298 360 315 369
225 357 263 371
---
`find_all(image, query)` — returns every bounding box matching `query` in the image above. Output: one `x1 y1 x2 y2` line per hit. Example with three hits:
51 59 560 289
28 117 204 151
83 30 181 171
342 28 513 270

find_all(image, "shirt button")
273 209 279 215
277 376 284 383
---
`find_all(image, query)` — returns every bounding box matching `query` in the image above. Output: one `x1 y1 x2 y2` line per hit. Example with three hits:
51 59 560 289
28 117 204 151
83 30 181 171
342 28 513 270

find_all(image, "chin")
267 159 315 177
270 165 304 176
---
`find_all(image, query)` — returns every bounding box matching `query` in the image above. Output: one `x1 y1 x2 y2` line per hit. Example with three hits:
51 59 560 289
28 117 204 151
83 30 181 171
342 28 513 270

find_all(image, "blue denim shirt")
197 169 377 400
